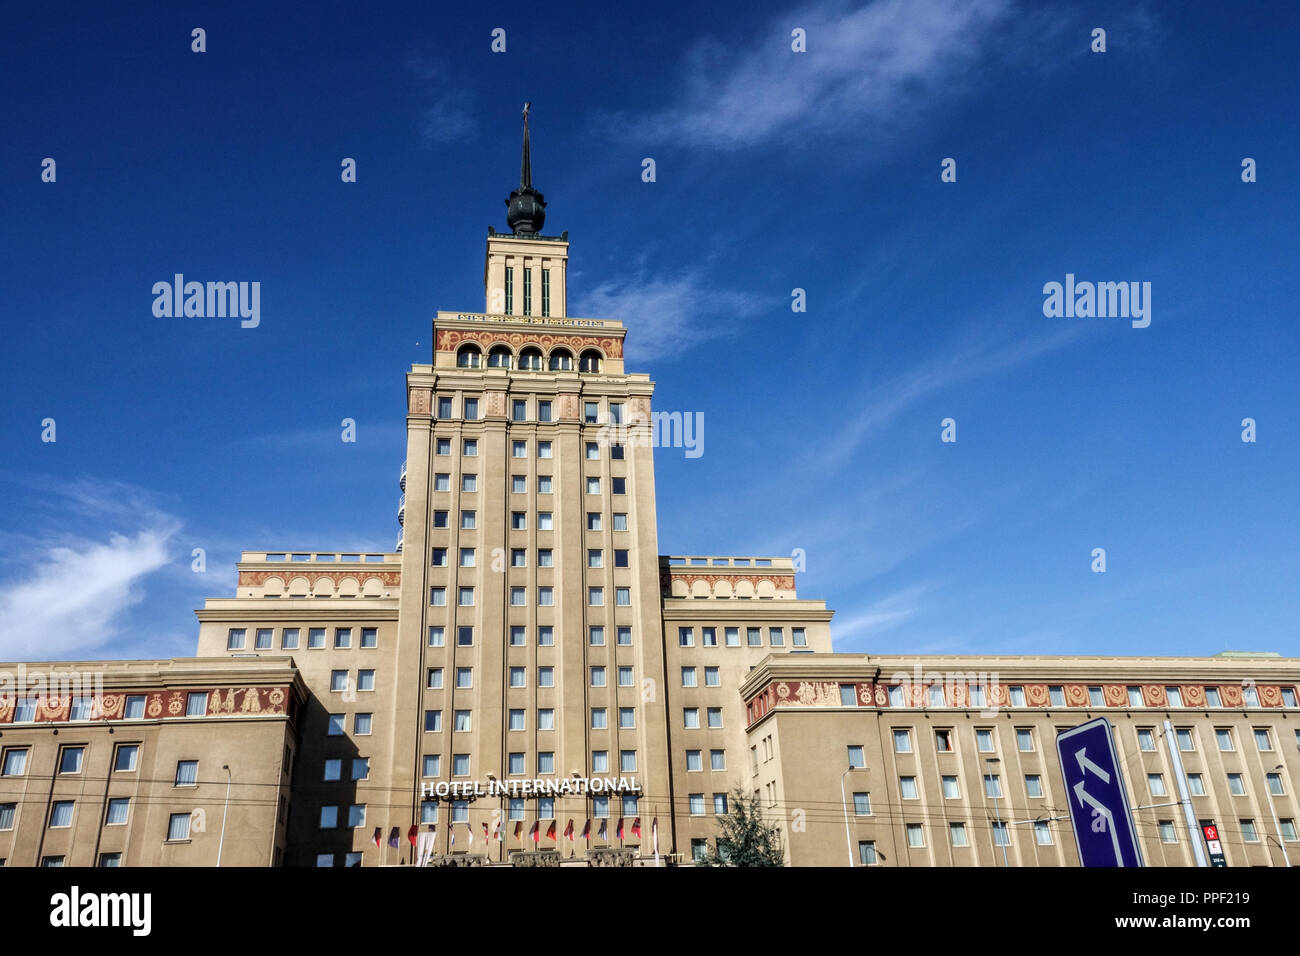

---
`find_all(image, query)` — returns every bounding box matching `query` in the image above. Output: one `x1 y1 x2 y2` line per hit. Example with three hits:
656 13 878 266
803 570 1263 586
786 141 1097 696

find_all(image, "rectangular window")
976 729 995 752
747 628 762 647
992 822 1010 847
59 747 84 774
1206 687 1222 707
454 710 472 732
538 441 552 458
458 586 474 606
175 760 199 786
254 628 273 650
710 749 726 771
900 776 919 800
428 626 445 647
1158 820 1178 843
458 626 473 646
432 511 449 530
1137 728 1155 751
725 628 740 647
352 758 369 780
453 754 470 777
327 714 345 736
1267 773 1284 796
537 475 552 494
510 667 526 688
1009 686 1026 707
1026 774 1043 798
512 399 528 422
105 798 130 826
591 708 607 730
431 587 446 606
425 710 442 732
684 708 700 729
1034 821 1054 846
538 708 555 730
539 626 555 646
1148 773 1167 797
1127 686 1144 707
591 666 607 688
114 745 138 772
538 752 555 774
505 266 514 314
1227 772 1246 795
617 626 631 645
1280 819 1298 841
1244 686 1260 707
436 437 451 455
330 670 349 692
620 750 638 773
942 775 960 799
951 822 970 847
1088 686 1104 706
460 547 476 567
1016 728 1034 752
847 746 865 769
434 473 450 492
769 627 784 646
905 823 924 848
984 774 1002 799
1188 773 1206 796
707 708 722 728
226 628 246 650
792 627 807 647
1176 728 1195 751
538 586 554 605
1048 685 1065 707
538 400 552 422
1255 728 1273 751
618 666 634 687
541 269 550 316
588 587 603 606
167 812 191 840
437 396 452 419
705 666 720 687
1166 686 1183 708
463 440 478 457
1216 728 1235 751
538 512 553 531
539 667 554 687
613 513 628 531
361 627 377 648
125 695 146 718
611 477 626 495
523 268 532 315
1240 819 1258 842
185 693 207 716
587 512 601 531
858 841 877 865
935 729 953 752
461 510 476 529
324 759 341 781
538 548 553 567
686 750 702 772
464 399 478 421
354 713 372 735
893 729 912 753
853 792 871 815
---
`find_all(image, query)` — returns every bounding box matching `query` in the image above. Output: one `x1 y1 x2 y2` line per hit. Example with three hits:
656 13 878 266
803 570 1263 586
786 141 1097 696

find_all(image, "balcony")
398 493 406 527
399 460 407 492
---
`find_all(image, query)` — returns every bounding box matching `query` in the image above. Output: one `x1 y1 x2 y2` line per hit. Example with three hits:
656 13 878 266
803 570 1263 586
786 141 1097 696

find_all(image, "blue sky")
1 0 1296 662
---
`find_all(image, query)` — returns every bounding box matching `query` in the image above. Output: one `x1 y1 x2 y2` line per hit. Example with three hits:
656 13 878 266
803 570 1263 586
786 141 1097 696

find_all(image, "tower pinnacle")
505 103 546 235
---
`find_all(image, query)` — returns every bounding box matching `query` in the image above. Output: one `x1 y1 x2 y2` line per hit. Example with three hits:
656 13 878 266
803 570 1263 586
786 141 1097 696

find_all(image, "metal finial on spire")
520 102 532 189
506 102 546 234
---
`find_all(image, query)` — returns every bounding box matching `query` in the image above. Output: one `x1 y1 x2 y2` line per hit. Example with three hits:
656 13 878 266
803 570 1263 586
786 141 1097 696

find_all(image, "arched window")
579 350 602 373
488 346 513 369
518 347 543 371
548 349 573 371
456 344 482 368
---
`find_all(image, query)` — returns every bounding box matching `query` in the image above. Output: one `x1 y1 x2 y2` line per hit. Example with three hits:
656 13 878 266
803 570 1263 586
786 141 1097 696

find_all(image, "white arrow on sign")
1075 747 1111 784
1074 780 1125 866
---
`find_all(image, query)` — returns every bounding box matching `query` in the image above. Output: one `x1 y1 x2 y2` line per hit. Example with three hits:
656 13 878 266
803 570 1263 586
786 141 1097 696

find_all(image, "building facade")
1 122 1297 866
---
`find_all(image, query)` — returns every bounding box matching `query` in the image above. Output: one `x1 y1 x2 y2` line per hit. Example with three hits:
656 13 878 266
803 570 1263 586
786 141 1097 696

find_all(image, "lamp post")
840 766 859 867
986 757 1008 867
1264 764 1292 867
216 764 232 867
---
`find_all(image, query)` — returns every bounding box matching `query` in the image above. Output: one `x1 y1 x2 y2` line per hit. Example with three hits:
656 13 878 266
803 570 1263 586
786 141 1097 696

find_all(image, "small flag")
388 826 401 849
581 818 591 840
632 817 641 838
545 820 557 841
652 817 659 855
514 821 523 841
493 820 502 841
450 825 456 847
467 821 474 846
564 819 574 842
416 828 437 867
372 827 382 848
483 822 490 844
616 817 624 840
407 824 419 846
598 818 607 841
529 821 539 843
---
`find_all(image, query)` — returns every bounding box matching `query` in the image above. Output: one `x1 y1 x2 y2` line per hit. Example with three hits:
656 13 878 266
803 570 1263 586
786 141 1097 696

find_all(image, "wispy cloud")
831 582 936 649
629 0 1014 150
572 271 765 361
0 479 180 660
406 53 476 146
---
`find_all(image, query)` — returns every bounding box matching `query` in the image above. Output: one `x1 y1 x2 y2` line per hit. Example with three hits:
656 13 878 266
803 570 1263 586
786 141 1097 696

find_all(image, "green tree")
700 787 785 866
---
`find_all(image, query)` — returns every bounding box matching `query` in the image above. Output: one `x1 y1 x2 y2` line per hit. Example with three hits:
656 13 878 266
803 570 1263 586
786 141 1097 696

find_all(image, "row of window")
679 626 807 648
437 393 627 427
429 509 628 533
430 585 635 607
411 751 641 778
426 625 634 646
455 343 611 374
878 683 1299 709
433 437 625 459
0 799 198 845
227 626 378 651
413 794 642 827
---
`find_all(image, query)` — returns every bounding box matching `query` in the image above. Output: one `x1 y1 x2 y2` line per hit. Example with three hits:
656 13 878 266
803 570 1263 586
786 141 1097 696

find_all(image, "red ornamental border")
747 681 1293 714
436 328 624 360
0 686 291 723
660 572 797 592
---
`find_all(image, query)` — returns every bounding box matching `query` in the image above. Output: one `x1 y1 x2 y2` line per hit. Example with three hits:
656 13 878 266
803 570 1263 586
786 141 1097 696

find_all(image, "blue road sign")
1056 717 1144 867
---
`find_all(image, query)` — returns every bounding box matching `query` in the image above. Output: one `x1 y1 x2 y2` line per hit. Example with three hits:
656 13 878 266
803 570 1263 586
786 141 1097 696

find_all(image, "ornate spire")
506 102 546 235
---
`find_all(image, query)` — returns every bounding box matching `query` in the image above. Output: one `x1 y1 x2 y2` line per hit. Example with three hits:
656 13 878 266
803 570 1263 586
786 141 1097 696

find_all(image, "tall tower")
394 107 670 858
